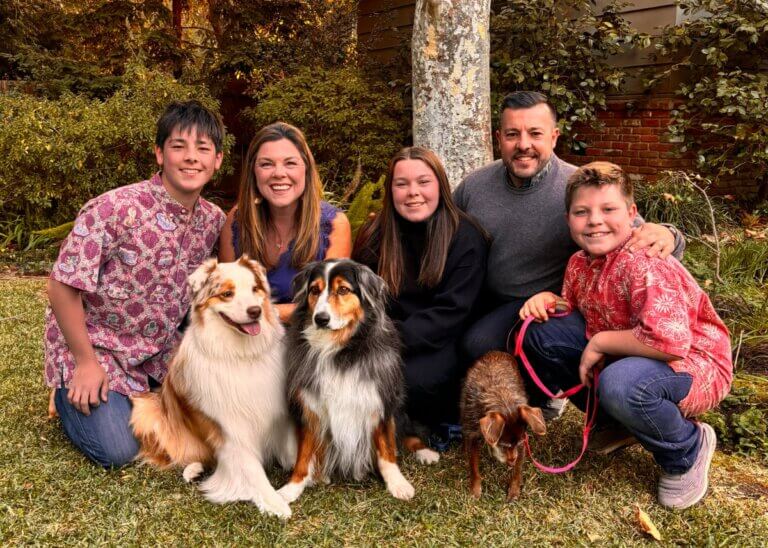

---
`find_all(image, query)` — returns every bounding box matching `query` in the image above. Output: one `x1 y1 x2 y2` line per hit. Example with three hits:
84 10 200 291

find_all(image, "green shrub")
244 66 408 199
634 171 731 237
346 175 385 238
0 61 233 233
703 379 768 462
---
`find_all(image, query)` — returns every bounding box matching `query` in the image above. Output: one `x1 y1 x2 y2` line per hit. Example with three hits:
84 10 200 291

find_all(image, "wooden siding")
357 0 416 64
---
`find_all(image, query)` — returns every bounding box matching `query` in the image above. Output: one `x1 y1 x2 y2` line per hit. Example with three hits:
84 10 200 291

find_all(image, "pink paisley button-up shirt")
562 242 733 417
44 173 225 395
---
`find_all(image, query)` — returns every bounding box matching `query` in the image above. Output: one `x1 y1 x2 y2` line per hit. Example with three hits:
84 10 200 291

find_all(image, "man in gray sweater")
454 92 682 426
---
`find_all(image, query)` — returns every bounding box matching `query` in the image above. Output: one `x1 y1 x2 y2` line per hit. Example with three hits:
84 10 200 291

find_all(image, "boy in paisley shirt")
520 161 732 509
45 101 226 467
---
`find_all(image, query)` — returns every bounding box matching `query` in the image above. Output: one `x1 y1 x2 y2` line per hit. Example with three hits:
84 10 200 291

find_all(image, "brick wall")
556 98 759 196
558 98 695 177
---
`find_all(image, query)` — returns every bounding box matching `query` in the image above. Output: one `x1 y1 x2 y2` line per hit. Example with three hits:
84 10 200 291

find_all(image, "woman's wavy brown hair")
354 146 472 295
236 122 323 269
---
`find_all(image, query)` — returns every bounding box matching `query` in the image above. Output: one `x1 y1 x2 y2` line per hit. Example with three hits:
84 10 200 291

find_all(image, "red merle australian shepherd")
277 259 433 503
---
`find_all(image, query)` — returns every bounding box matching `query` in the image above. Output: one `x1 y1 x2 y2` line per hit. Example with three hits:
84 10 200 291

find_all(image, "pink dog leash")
509 308 599 474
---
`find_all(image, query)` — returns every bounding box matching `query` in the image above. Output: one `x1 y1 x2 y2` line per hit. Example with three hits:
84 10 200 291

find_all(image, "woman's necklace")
270 225 293 252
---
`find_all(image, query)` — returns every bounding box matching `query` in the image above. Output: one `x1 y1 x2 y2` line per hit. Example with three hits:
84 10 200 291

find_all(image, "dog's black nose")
247 306 262 320
314 312 330 327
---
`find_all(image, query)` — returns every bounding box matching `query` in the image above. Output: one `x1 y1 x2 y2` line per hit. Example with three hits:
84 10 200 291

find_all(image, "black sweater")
356 217 488 357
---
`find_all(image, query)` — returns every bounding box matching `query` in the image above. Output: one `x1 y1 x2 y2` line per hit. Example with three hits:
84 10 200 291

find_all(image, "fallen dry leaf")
635 505 662 541
745 228 767 240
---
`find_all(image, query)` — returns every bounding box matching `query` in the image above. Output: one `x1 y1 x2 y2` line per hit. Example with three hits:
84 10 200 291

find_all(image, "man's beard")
505 152 543 181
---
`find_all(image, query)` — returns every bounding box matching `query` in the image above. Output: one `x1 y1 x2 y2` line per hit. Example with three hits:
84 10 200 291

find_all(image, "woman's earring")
254 196 262 205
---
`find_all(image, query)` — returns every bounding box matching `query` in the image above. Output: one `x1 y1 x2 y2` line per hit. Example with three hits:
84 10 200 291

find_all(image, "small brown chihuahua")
460 351 547 501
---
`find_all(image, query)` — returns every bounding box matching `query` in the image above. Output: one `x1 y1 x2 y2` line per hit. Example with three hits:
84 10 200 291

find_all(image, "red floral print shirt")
562 242 732 416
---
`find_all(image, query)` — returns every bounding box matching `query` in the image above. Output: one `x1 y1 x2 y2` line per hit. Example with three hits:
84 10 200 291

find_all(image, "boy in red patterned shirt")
520 161 732 509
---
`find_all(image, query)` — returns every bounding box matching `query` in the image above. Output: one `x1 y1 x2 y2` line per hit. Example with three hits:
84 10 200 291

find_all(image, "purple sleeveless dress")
231 201 338 303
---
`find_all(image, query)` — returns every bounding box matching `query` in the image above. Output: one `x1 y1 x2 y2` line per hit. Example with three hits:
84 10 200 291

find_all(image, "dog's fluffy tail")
130 380 218 469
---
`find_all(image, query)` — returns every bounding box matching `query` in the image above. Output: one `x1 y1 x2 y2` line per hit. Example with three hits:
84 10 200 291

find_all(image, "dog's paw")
277 482 304 503
182 462 205 483
259 493 292 520
414 448 440 465
386 476 415 501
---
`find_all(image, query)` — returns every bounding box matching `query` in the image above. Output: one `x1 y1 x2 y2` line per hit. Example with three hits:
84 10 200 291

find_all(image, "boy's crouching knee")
90 442 139 469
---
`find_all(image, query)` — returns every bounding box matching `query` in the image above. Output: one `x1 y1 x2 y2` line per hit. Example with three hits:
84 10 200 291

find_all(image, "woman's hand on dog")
68 359 109 415
520 291 560 322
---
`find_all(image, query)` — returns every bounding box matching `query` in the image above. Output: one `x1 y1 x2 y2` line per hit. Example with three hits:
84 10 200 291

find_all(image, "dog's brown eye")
309 286 322 296
252 286 259 293
220 290 234 298
336 286 351 296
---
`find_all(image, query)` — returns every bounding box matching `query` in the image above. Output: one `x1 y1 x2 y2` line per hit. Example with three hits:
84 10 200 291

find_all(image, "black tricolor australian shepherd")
277 259 431 503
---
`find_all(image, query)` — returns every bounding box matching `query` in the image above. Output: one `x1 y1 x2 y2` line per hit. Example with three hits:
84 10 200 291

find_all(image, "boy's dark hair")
499 91 557 124
155 100 225 152
565 161 635 211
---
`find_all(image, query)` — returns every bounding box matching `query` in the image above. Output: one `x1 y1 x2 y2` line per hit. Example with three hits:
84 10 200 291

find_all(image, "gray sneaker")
657 422 717 510
540 395 568 422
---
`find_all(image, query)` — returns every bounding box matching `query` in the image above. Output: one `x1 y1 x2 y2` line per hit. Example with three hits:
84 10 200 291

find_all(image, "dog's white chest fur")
180 323 293 464
302 353 384 480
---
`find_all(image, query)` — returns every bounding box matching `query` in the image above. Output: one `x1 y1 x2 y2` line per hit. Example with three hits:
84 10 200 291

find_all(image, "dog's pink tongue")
242 322 261 336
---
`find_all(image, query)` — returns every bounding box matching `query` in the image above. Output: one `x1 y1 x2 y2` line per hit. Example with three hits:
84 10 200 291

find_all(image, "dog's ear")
188 257 218 297
356 263 387 308
291 261 320 304
479 412 505 447
519 405 547 436
237 254 267 281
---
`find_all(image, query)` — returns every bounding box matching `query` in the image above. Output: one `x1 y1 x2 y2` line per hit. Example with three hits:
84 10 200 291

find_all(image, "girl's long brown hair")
354 147 469 295
236 122 323 269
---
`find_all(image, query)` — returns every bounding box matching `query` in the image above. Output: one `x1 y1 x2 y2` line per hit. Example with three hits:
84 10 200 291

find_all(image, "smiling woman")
218 122 351 322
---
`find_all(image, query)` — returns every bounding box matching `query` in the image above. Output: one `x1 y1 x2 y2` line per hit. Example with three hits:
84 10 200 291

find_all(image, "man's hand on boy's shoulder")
68 359 109 415
627 222 677 259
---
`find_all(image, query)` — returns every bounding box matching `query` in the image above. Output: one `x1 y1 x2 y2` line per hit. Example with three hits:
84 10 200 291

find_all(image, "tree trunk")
173 0 186 42
412 0 493 189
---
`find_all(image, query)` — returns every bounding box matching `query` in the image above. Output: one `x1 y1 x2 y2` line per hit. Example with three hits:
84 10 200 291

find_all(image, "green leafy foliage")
2 0 185 99
490 0 650 135
0 62 233 232
703 380 768 461
650 0 768 200
244 67 407 198
634 171 732 236
346 176 385 238
200 1 357 95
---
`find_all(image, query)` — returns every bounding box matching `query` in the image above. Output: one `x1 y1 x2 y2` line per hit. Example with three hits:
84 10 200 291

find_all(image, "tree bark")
173 0 186 42
412 0 493 189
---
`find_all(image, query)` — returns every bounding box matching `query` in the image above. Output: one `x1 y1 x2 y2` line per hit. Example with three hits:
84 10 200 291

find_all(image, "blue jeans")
55 388 139 468
522 311 700 474
461 297 526 362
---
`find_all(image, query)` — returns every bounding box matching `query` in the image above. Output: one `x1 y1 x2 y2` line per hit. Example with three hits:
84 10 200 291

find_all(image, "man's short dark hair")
499 91 558 124
155 100 225 152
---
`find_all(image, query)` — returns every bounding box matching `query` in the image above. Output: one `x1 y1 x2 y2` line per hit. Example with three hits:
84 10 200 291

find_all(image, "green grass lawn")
1 277 767 545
